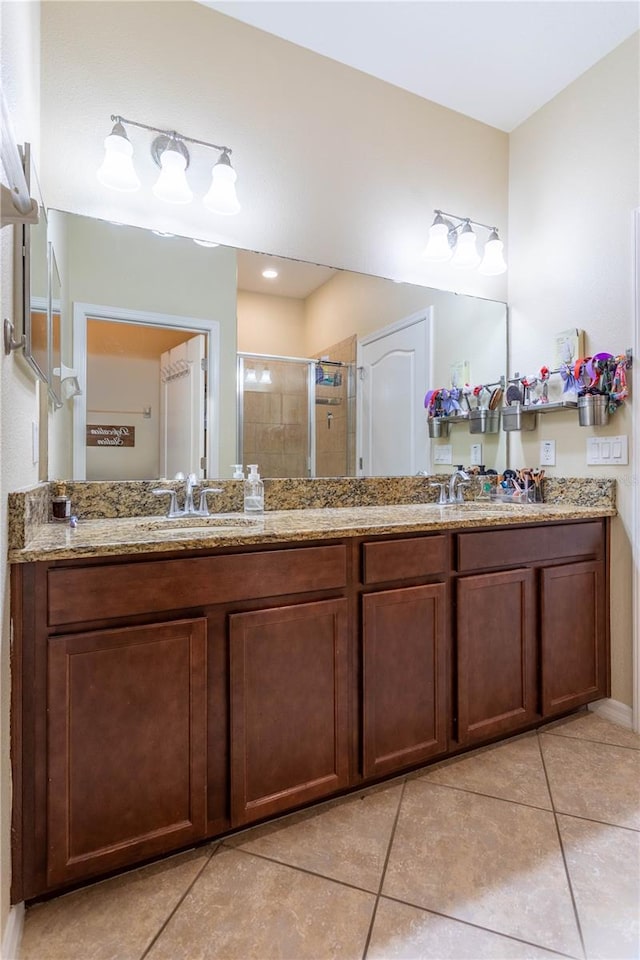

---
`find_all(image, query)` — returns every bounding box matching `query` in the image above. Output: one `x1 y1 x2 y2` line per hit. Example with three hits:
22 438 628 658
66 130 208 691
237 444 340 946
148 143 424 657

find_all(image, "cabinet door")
362 583 448 779
541 560 608 716
457 569 537 744
47 618 207 887
230 599 349 826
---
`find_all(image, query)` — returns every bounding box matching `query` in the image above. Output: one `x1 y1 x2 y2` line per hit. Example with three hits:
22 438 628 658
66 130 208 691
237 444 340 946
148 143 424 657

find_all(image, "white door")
160 334 206 479
358 309 432 476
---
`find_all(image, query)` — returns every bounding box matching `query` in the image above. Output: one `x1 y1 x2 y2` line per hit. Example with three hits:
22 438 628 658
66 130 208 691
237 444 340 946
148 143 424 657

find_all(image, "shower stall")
237 352 355 478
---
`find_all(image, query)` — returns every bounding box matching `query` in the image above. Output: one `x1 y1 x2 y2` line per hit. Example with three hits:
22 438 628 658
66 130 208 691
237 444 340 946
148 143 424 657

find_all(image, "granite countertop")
10 501 616 563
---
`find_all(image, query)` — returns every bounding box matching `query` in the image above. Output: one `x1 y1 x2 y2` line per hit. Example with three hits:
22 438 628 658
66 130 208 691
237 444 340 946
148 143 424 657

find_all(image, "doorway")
72 303 220 480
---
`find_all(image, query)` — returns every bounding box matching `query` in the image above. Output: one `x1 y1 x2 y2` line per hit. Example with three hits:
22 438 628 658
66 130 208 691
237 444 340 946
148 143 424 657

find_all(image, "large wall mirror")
47 210 507 481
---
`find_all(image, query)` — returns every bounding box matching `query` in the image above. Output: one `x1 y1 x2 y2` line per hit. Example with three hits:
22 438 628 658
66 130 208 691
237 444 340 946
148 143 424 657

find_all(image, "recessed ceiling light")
152 230 175 238
193 239 219 248
262 268 278 279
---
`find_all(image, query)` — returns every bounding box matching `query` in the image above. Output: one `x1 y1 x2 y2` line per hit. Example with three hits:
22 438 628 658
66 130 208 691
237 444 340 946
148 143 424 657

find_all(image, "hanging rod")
0 95 39 227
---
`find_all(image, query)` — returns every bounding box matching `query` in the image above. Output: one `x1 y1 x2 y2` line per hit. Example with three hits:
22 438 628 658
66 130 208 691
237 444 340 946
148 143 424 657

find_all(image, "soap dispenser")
231 464 244 480
244 464 264 514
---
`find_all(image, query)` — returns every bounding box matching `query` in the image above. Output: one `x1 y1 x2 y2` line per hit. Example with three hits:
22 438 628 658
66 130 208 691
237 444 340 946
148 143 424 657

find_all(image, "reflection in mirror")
47 211 507 480
48 246 62 404
25 156 49 383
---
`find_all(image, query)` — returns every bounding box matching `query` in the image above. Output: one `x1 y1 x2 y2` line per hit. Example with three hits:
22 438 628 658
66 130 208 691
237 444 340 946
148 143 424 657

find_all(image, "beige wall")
237 291 306 356
508 34 640 707
0 0 41 941
40 1 509 302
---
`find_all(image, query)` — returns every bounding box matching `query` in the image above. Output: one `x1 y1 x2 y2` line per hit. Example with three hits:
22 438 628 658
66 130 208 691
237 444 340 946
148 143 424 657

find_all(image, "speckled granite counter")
9 500 616 564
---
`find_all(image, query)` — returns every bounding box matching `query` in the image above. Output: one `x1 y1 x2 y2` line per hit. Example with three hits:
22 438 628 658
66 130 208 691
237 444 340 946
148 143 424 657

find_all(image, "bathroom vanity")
10 497 611 901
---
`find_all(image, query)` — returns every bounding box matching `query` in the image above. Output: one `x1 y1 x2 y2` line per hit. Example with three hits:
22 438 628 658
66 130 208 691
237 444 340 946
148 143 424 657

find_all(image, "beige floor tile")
558 814 640 960
19 846 212 960
542 712 640 751
540 735 640 830
416 734 552 809
147 846 375 960
382 780 582 957
367 898 575 959
224 782 403 891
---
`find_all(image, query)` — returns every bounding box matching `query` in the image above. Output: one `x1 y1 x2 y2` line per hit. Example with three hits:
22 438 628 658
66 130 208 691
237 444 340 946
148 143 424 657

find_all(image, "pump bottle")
244 464 264 514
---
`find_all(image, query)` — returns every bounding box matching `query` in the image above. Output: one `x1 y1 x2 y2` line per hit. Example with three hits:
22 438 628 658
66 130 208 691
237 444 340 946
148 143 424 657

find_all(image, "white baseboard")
588 698 634 730
1 903 24 960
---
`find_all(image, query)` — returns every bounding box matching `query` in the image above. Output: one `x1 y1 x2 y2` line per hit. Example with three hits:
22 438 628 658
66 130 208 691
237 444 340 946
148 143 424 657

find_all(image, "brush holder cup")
577 394 609 427
502 404 537 432
428 417 450 439
469 409 501 434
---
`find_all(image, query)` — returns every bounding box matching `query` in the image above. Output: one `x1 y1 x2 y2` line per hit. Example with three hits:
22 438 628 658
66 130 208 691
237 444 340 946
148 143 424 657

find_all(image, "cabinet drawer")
457 521 604 573
362 535 448 584
48 545 347 626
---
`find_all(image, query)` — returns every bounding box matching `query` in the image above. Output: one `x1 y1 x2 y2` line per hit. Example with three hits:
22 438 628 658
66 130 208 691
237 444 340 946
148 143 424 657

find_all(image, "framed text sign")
86 425 135 448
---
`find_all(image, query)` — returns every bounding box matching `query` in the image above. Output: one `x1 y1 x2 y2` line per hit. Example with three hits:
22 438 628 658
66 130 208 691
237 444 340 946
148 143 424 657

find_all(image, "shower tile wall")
243 360 310 478
314 336 356 477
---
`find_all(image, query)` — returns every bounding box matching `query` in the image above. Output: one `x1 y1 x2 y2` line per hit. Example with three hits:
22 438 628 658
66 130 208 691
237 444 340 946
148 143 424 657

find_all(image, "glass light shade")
423 222 452 262
203 159 241 215
451 226 481 268
260 369 272 384
152 147 193 204
479 232 507 275
245 368 257 383
97 129 140 192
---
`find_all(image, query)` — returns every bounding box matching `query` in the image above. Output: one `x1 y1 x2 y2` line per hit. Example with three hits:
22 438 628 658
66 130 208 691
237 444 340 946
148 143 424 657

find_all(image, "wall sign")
86 425 135 447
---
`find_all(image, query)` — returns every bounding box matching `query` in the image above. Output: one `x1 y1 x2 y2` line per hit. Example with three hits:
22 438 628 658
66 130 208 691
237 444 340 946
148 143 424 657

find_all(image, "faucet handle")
152 488 180 517
455 480 472 504
429 482 448 505
197 487 223 516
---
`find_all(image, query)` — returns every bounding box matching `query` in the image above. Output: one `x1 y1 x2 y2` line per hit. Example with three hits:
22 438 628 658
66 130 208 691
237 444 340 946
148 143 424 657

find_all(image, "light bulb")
96 123 140 192
152 143 193 204
479 230 507 275
203 153 240 215
451 223 480 268
262 268 278 279
423 216 452 262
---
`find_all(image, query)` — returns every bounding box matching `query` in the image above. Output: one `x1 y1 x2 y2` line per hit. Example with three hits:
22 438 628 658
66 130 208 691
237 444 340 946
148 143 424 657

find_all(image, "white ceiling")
237 249 336 297
200 1 639 131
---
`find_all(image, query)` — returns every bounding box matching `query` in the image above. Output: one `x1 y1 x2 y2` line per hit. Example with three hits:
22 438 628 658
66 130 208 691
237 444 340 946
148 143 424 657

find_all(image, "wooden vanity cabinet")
360 535 450 779
455 521 609 744
11 518 610 901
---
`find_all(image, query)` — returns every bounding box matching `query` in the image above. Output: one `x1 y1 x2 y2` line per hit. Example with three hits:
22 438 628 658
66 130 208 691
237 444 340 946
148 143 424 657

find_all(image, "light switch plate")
433 444 452 465
540 440 556 466
587 435 628 465
470 443 483 466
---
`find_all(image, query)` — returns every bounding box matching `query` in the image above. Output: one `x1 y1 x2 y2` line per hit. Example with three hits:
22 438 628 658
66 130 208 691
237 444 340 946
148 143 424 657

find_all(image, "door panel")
47 618 207 886
457 569 537 744
160 333 206 479
230 599 349 826
363 583 448 778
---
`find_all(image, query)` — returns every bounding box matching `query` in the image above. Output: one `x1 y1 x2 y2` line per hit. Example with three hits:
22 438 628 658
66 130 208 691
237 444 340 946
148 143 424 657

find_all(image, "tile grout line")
227 844 380 896
379 893 584 960
138 842 221 960
549 809 640 834
361 777 408 960
541 730 640 753
407 774 554 813
536 732 588 960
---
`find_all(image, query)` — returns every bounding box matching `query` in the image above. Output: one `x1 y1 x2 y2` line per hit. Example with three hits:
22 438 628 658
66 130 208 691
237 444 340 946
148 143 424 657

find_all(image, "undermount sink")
143 513 264 531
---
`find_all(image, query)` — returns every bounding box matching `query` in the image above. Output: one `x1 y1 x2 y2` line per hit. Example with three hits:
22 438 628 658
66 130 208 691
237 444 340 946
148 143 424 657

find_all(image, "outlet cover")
433 444 452 465
470 442 483 466
540 440 556 466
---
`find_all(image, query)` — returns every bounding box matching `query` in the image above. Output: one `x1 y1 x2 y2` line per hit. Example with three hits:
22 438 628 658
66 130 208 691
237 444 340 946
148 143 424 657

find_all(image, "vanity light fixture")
424 210 507 275
97 115 240 216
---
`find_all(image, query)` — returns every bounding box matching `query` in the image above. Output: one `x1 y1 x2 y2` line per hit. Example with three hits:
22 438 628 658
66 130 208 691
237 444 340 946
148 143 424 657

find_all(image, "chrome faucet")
448 468 471 504
153 473 223 518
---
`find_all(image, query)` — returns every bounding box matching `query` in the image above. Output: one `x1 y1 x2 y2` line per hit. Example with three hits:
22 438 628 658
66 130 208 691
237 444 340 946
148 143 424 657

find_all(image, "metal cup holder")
577 394 609 427
502 403 537 432
469 409 501 434
427 417 450 439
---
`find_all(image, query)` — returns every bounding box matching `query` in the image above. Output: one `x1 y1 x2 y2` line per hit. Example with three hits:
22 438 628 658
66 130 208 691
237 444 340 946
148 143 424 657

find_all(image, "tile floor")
18 711 640 960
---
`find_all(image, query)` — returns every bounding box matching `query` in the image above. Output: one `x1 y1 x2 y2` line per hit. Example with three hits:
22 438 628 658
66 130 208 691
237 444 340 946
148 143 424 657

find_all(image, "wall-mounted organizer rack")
425 350 632 435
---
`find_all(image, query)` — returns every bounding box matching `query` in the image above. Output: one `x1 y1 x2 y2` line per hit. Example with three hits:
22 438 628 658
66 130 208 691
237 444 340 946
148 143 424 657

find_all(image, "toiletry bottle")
244 464 264 514
231 464 244 480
